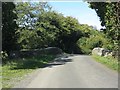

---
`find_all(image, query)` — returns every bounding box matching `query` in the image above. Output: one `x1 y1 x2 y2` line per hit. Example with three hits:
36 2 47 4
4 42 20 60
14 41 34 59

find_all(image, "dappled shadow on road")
40 54 73 68
45 56 73 68
10 54 73 70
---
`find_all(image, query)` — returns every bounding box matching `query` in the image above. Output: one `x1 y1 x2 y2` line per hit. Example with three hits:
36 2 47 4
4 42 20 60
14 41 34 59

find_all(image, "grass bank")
92 55 119 71
2 55 55 88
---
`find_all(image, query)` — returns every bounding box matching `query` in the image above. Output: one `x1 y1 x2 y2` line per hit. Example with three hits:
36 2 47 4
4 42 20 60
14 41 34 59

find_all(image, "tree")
55 16 83 53
15 2 51 30
88 2 107 26
18 9 83 53
2 2 18 53
89 2 120 51
104 2 120 51
16 2 52 49
37 11 83 53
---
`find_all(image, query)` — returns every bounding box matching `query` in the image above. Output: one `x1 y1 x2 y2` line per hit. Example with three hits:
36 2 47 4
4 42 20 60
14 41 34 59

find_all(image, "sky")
48 1 103 30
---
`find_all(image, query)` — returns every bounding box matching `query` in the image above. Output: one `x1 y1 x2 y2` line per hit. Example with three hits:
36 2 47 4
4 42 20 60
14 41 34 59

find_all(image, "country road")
16 55 118 88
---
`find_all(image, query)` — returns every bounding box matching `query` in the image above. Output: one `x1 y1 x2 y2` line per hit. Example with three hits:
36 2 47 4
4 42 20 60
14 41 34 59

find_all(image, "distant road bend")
16 55 118 88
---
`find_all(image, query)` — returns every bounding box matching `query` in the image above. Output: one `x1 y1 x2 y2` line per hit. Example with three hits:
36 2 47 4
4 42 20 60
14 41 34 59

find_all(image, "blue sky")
48 1 102 30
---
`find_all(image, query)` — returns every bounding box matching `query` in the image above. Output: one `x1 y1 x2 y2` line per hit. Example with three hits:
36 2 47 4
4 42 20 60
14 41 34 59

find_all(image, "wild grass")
2 55 55 88
92 55 119 71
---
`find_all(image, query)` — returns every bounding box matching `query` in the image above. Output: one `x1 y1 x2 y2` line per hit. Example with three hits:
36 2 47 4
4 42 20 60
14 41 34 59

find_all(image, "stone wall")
92 47 112 57
9 47 63 59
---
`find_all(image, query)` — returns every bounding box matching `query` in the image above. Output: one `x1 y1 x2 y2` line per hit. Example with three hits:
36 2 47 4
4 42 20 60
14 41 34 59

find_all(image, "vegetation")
92 55 118 71
2 55 55 88
2 2 119 55
77 24 113 54
15 2 114 54
2 2 19 54
89 2 120 52
15 2 84 53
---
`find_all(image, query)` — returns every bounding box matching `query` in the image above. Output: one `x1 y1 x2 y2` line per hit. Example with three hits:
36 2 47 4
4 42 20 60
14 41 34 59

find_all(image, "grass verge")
2 55 55 88
92 55 119 71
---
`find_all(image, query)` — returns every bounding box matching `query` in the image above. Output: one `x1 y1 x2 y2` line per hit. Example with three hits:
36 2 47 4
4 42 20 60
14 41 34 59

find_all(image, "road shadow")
40 54 73 68
46 56 73 68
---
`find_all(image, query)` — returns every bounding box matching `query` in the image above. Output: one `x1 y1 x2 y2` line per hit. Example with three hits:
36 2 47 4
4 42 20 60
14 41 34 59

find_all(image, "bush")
77 30 113 54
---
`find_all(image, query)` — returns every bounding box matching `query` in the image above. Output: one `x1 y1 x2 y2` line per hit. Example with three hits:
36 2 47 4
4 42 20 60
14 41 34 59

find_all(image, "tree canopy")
2 2 18 53
89 2 120 51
